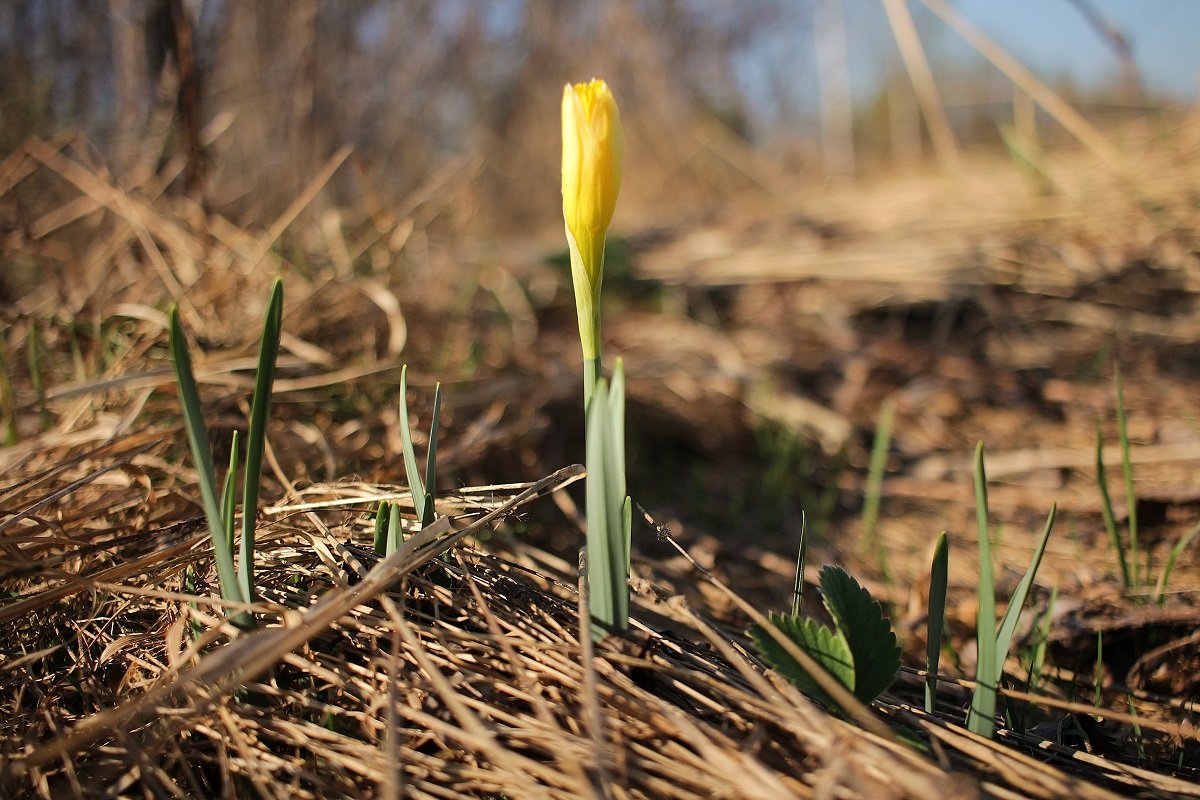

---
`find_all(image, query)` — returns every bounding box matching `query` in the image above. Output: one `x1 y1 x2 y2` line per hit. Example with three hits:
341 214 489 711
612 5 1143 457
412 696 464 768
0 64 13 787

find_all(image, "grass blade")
169 306 243 607
925 530 948 714
422 382 442 526
1027 585 1057 695
994 504 1055 675
1115 366 1139 587
792 511 808 617
968 441 997 738
239 278 284 606
1154 520 1200 606
1096 422 1131 589
398 365 427 523
861 399 894 548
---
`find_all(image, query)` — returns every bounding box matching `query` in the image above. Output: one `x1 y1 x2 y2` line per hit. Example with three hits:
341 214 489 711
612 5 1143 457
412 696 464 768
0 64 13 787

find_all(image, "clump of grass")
1096 366 1200 605
169 278 284 628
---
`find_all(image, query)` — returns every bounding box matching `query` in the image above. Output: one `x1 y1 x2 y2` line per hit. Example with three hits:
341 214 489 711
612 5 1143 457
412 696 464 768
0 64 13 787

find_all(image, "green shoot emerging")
398 365 441 529
1095 366 1198 605
967 442 1056 738
168 278 284 628
925 531 948 714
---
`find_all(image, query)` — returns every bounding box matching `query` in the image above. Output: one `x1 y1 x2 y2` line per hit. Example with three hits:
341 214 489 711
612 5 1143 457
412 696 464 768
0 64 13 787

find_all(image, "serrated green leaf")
750 612 854 706
819 565 901 701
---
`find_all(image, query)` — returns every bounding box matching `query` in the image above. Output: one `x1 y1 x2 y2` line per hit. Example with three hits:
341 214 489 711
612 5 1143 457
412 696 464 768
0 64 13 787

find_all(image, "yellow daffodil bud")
562 78 623 362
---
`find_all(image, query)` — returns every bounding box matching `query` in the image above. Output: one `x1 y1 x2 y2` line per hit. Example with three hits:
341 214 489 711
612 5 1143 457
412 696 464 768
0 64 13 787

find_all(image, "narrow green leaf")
1096 422 1131 588
610 358 626 501
586 380 615 637
1115 366 1139 587
1094 630 1104 706
239 278 284 606
994 504 1056 676
1154 520 1200 606
1027 585 1057 694
601 379 630 631
749 612 855 707
819 565 900 702
622 495 632 571
422 382 442 527
968 442 998 738
398 365 426 523
373 500 387 556
926 530 949 714
221 430 240 553
387 501 402 557
169 307 243 607
861 399 894 547
791 512 807 618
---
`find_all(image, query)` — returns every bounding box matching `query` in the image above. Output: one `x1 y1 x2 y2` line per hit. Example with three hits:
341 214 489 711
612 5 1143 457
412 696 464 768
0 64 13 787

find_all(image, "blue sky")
939 0 1200 100
733 1 1199 135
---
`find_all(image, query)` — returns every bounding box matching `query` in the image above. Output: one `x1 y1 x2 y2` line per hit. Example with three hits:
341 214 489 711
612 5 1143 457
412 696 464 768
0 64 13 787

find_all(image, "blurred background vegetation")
2 0 1187 244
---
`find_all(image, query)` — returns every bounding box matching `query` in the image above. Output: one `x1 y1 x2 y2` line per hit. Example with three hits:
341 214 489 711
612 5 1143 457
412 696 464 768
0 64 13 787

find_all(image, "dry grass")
2 109 1200 798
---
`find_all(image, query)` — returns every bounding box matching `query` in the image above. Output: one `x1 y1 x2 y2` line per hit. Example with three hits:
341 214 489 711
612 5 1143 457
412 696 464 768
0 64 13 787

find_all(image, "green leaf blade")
239 278 284 606
422 382 442 527
398 365 427 523
969 441 998 738
926 531 949 714
169 306 243 608
994 504 1056 676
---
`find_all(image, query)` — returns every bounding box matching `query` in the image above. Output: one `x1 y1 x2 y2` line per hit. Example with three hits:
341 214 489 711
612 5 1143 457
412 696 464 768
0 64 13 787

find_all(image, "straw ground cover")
3 112 1200 798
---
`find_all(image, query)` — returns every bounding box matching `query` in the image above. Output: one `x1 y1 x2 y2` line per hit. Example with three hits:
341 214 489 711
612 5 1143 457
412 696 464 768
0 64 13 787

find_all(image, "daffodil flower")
562 78 623 392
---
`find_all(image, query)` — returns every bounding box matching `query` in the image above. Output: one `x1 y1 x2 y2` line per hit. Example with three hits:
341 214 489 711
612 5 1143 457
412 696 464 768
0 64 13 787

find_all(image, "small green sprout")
967 442 1056 739
169 278 283 629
